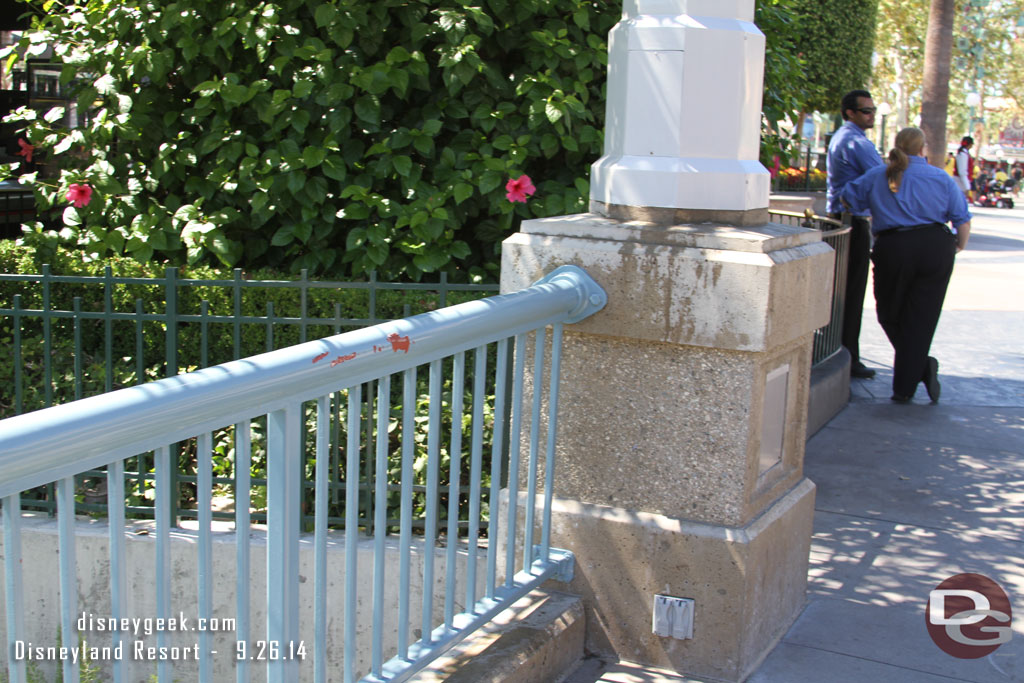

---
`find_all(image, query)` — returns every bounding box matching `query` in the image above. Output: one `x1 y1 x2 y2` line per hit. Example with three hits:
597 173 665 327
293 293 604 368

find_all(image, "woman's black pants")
871 224 957 397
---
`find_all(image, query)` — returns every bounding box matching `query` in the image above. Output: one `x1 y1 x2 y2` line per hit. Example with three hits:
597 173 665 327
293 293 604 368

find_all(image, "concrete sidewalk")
748 205 1024 682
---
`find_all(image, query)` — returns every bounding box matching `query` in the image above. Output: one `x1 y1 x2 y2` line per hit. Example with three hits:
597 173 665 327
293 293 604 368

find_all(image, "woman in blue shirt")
841 127 972 404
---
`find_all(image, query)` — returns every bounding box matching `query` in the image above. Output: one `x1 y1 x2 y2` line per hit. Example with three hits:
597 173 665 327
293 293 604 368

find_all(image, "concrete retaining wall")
0 514 489 682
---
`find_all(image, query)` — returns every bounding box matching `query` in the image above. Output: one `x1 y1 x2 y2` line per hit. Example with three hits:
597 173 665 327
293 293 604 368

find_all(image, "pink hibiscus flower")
17 139 34 163
505 175 536 203
66 183 93 208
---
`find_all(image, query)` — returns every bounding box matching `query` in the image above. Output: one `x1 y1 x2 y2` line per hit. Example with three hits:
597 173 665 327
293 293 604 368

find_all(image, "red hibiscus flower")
505 175 536 203
17 139 34 163
66 183 93 208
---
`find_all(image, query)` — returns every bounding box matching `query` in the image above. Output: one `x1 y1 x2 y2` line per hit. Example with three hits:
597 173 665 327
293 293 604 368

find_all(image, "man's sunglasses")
855 107 877 115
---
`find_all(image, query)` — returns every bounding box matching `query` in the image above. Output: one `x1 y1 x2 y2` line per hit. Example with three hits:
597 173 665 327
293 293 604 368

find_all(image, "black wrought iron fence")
768 209 849 366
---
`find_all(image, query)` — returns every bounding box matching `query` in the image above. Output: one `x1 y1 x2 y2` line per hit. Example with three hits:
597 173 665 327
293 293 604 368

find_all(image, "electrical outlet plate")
652 595 694 640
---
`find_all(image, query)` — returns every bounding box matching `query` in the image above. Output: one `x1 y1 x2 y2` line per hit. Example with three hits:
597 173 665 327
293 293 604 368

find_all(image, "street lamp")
877 102 891 152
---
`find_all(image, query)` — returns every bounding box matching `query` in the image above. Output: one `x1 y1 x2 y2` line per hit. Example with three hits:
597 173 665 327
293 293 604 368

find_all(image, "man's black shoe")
851 362 876 379
891 394 912 404
924 356 941 403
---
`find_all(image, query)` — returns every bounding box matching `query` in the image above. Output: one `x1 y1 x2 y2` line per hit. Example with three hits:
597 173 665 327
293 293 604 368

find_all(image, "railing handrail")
0 265 606 499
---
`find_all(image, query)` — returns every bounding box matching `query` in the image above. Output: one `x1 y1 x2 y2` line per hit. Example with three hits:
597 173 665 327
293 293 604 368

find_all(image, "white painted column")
590 0 769 220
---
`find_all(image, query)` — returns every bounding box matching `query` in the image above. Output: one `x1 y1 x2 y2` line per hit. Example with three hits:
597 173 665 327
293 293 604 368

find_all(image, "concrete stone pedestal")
495 0 836 677
502 481 815 682
499 213 833 681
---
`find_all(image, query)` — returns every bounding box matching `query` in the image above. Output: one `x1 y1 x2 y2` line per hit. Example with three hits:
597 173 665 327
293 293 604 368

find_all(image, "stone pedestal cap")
502 214 834 353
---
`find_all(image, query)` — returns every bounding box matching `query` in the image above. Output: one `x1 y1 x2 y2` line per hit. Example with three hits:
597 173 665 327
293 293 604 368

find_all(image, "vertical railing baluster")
368 271 377 321
445 352 466 628
104 265 113 393
524 327 547 571
164 266 178 378
155 445 172 683
541 324 564 561
4 493 26 683
422 359 442 644
333 389 341 506
344 385 362 683
12 294 23 415
168 443 180 528
267 403 302 682
371 375 391 677
465 345 487 608
134 298 144 384
136 451 147 507
363 380 376 531
108 459 126 683
197 432 214 681
232 269 243 360
234 424 252 683
265 301 275 352
505 333 527 586
331 305 343 512
200 300 210 368
300 269 309 343
314 396 330 683
57 477 80 683
42 264 52 407
398 367 416 658
486 337 509 598
163 268 180 532
73 297 83 400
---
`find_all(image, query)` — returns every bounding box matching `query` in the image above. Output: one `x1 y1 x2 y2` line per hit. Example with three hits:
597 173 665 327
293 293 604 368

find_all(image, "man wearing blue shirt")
841 126 972 404
827 90 884 379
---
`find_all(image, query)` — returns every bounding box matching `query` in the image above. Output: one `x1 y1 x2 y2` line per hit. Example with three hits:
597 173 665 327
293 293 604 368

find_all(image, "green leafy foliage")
756 0 824 164
789 0 880 115
1 0 618 282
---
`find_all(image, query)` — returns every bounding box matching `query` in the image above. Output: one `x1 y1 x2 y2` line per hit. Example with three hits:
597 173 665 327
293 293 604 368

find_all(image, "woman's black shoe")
891 394 912 403
924 357 941 403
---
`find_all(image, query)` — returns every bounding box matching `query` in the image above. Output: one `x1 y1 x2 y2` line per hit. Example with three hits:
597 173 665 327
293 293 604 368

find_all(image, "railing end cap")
533 265 607 324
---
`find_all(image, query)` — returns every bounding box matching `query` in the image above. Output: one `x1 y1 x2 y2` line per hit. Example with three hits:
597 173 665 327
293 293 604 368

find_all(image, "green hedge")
791 0 878 114
2 0 619 282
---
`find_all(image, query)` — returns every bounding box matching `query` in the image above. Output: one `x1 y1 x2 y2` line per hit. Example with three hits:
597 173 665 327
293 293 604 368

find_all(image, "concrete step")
562 657 703 683
410 589 585 683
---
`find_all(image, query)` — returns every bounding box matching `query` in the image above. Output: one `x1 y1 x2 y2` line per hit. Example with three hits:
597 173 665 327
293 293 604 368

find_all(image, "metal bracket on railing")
534 546 575 583
532 265 607 324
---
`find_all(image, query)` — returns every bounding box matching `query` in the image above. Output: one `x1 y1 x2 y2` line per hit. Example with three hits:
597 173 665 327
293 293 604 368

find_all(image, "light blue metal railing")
0 265 607 683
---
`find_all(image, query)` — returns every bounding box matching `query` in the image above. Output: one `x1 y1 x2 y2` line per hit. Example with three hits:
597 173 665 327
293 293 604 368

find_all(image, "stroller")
974 177 1015 208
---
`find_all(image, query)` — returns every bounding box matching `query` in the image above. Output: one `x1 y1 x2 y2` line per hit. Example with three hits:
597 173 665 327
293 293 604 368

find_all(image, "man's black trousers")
842 215 872 367
870 225 957 397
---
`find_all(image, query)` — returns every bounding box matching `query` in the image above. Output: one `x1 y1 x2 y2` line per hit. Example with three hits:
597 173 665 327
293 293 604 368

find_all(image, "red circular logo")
926 573 1013 658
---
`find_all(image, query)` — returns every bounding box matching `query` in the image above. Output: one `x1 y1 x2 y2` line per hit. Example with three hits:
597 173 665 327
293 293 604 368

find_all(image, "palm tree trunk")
920 0 955 167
